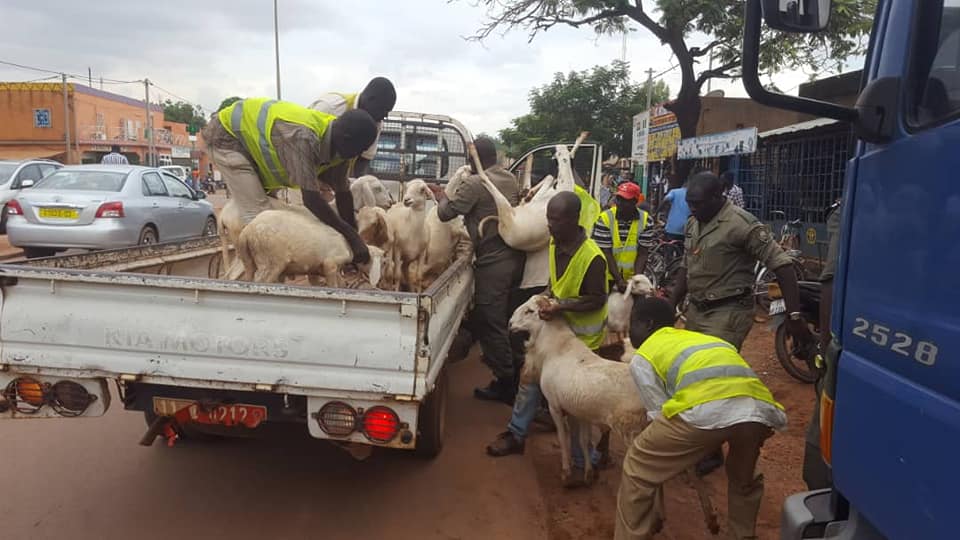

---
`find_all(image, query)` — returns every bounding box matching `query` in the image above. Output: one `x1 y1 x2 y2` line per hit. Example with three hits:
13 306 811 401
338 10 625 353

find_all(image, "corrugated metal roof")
758 117 840 138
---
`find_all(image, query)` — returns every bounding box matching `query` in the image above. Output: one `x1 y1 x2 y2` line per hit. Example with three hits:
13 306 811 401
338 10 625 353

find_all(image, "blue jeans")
507 383 600 468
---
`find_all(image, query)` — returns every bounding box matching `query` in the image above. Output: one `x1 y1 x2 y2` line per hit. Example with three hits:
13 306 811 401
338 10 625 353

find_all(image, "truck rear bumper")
781 490 886 540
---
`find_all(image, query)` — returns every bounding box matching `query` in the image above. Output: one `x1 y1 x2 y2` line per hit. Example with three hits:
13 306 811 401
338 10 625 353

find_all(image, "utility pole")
88 67 92 88
645 68 654 113
274 0 282 100
62 73 71 164
706 53 714 93
620 31 627 62
144 78 153 167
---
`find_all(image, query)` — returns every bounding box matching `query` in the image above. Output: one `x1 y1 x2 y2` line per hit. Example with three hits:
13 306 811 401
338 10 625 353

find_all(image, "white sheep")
418 206 467 290
237 209 383 288
350 175 394 211
385 179 434 291
358 206 395 289
218 197 315 280
606 274 656 335
509 294 649 487
472 133 587 253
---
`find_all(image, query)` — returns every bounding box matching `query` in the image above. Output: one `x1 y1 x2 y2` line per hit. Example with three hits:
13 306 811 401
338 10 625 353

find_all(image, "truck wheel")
415 369 448 459
23 247 56 259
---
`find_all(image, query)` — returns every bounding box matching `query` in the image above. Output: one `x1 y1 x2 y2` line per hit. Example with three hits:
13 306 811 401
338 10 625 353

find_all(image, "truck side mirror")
762 0 831 33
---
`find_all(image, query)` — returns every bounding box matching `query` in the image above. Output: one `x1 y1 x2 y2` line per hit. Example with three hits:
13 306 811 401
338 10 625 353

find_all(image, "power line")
0 58 142 84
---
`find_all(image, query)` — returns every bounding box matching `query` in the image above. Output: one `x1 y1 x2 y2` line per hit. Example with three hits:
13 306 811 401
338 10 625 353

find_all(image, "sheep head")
626 274 655 297
358 207 390 249
402 179 434 210
508 295 557 384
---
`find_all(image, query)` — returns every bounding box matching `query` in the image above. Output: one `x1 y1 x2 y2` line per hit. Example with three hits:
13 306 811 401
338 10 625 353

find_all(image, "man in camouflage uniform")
671 171 813 475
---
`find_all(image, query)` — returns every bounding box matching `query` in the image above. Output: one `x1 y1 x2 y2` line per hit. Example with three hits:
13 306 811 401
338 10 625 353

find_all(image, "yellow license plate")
39 208 79 219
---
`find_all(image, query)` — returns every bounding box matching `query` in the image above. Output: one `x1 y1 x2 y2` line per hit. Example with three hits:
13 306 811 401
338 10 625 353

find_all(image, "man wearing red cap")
592 181 651 292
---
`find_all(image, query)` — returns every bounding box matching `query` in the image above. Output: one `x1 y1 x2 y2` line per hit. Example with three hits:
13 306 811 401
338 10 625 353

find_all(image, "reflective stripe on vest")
549 237 608 350
218 98 337 190
598 208 647 279
634 327 783 417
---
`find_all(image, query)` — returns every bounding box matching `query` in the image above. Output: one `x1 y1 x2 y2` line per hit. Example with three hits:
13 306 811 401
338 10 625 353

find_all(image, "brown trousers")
684 300 755 351
615 415 772 540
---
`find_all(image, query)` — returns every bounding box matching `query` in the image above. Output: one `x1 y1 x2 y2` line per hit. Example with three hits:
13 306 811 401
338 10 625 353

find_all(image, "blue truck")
742 0 959 538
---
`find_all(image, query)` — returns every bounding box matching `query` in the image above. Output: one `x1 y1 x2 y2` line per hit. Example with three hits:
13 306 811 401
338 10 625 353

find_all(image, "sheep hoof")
584 467 597 486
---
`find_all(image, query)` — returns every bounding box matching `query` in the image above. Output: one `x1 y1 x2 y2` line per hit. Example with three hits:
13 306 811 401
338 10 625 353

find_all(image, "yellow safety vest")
574 184 602 236
597 208 649 280
218 98 342 190
632 327 783 418
549 237 608 350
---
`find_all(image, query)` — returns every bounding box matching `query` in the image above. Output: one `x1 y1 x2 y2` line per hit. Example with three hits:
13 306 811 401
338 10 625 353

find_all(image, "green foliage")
498 61 669 158
162 99 207 133
216 96 243 112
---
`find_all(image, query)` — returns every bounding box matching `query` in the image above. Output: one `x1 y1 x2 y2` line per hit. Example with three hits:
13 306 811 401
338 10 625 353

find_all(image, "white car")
159 165 190 181
0 159 62 233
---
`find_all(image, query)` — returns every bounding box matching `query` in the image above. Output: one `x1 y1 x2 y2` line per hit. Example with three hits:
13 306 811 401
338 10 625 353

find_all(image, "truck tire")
414 369 448 459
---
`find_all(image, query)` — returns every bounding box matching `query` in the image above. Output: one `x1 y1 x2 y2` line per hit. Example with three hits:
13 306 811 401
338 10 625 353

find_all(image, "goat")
385 179 434 291
350 175 393 211
237 209 383 288
606 274 656 335
510 295 721 533
472 132 587 252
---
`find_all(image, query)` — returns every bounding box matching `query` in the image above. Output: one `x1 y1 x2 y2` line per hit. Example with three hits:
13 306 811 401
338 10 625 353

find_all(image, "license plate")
39 207 79 219
152 398 267 428
769 298 786 316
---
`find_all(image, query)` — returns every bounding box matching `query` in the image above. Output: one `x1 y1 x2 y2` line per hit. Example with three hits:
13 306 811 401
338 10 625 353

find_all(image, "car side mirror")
20 179 35 189
193 190 206 200
762 0 831 32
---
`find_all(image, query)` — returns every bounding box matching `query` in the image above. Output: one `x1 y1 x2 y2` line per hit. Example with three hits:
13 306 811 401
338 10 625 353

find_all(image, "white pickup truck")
0 236 472 457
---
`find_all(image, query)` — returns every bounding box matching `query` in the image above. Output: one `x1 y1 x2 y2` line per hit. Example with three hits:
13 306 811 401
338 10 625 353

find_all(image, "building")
0 82 207 172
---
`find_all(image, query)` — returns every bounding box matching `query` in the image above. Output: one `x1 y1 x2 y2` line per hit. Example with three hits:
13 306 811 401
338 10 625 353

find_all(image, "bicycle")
754 210 807 312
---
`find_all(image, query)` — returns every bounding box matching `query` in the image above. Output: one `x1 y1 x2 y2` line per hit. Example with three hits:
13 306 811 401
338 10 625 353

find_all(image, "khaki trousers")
684 300 755 351
209 146 274 225
615 415 772 540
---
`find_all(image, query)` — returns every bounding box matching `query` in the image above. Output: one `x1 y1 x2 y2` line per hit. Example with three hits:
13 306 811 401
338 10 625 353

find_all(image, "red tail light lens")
317 401 357 437
5 200 23 216
362 406 400 443
95 201 124 218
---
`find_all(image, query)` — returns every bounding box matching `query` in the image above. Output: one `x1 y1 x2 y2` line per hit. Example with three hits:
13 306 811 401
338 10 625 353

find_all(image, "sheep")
350 175 394 211
606 274 656 335
385 179 434 291
472 132 587 252
237 209 383 288
509 294 649 487
217 197 315 280
418 206 468 289
509 295 721 533
357 206 395 289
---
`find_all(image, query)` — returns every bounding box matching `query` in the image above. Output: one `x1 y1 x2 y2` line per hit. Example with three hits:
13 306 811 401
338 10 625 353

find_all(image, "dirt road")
0 320 812 540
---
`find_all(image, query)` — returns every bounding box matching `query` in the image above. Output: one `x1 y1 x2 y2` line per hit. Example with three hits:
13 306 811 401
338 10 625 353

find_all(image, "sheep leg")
550 405 573 486
597 426 612 468
307 274 323 286
253 266 283 284
577 419 596 485
468 143 516 233
323 262 341 288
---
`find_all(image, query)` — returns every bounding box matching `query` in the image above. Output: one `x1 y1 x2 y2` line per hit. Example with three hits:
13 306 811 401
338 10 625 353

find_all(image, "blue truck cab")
742 1 960 538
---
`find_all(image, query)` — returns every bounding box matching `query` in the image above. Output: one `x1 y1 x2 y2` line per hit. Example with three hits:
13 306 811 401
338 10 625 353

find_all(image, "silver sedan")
7 165 217 258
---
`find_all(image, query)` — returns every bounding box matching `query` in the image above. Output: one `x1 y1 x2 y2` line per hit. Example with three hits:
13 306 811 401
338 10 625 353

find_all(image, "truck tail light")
5 200 23 216
362 406 399 443
95 201 124 218
316 401 357 437
2 377 48 413
819 392 835 465
1 377 97 416
50 381 97 417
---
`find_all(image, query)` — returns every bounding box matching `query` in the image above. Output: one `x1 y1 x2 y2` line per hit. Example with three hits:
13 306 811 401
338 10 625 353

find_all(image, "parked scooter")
768 280 821 383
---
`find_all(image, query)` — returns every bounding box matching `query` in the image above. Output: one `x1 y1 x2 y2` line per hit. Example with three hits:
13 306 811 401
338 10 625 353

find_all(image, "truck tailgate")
0 267 423 397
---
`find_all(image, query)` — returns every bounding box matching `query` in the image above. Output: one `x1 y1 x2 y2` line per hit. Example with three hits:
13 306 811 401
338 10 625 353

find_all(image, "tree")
468 0 873 184
498 61 669 159
217 96 242 112
162 99 207 134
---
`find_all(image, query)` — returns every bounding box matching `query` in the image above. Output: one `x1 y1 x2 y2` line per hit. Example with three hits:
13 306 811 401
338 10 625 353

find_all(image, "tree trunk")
665 93 701 189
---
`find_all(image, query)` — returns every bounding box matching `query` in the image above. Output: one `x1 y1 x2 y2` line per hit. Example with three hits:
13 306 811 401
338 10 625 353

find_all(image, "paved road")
0 356 548 540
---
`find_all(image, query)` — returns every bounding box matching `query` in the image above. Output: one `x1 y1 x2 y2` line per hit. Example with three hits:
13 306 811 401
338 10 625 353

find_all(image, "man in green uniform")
671 171 812 475
203 99 378 264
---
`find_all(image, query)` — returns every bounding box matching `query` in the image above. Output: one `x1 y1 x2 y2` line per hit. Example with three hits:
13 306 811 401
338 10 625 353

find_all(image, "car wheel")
138 226 158 245
23 247 57 259
202 216 217 237
0 206 7 235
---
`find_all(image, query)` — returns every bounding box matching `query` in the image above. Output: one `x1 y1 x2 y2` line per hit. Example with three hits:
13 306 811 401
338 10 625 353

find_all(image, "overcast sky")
1 0 823 135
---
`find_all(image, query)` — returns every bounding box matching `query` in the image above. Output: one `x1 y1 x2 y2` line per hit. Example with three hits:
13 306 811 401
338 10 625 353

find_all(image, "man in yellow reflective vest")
592 181 651 292
614 296 786 540
310 77 396 228
487 192 609 486
203 99 378 264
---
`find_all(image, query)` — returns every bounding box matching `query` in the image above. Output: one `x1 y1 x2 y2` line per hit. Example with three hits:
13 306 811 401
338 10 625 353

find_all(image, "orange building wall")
0 83 74 160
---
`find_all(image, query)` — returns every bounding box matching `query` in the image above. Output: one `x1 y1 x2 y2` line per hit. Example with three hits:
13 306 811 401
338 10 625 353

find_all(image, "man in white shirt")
310 78 396 228
101 145 129 165
615 296 786 540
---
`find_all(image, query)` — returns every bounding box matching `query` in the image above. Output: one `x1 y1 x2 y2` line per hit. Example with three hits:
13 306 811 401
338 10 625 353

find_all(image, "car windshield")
35 170 127 192
0 163 17 184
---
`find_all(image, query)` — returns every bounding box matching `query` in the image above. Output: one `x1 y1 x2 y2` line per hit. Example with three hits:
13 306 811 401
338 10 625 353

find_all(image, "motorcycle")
768 280 821 383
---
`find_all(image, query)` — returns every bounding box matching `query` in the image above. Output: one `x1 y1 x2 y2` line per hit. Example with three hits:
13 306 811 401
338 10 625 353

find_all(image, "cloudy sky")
1 0 821 135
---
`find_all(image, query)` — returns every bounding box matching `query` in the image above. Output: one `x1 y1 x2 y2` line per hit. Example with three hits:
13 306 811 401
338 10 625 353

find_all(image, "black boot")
473 378 515 405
